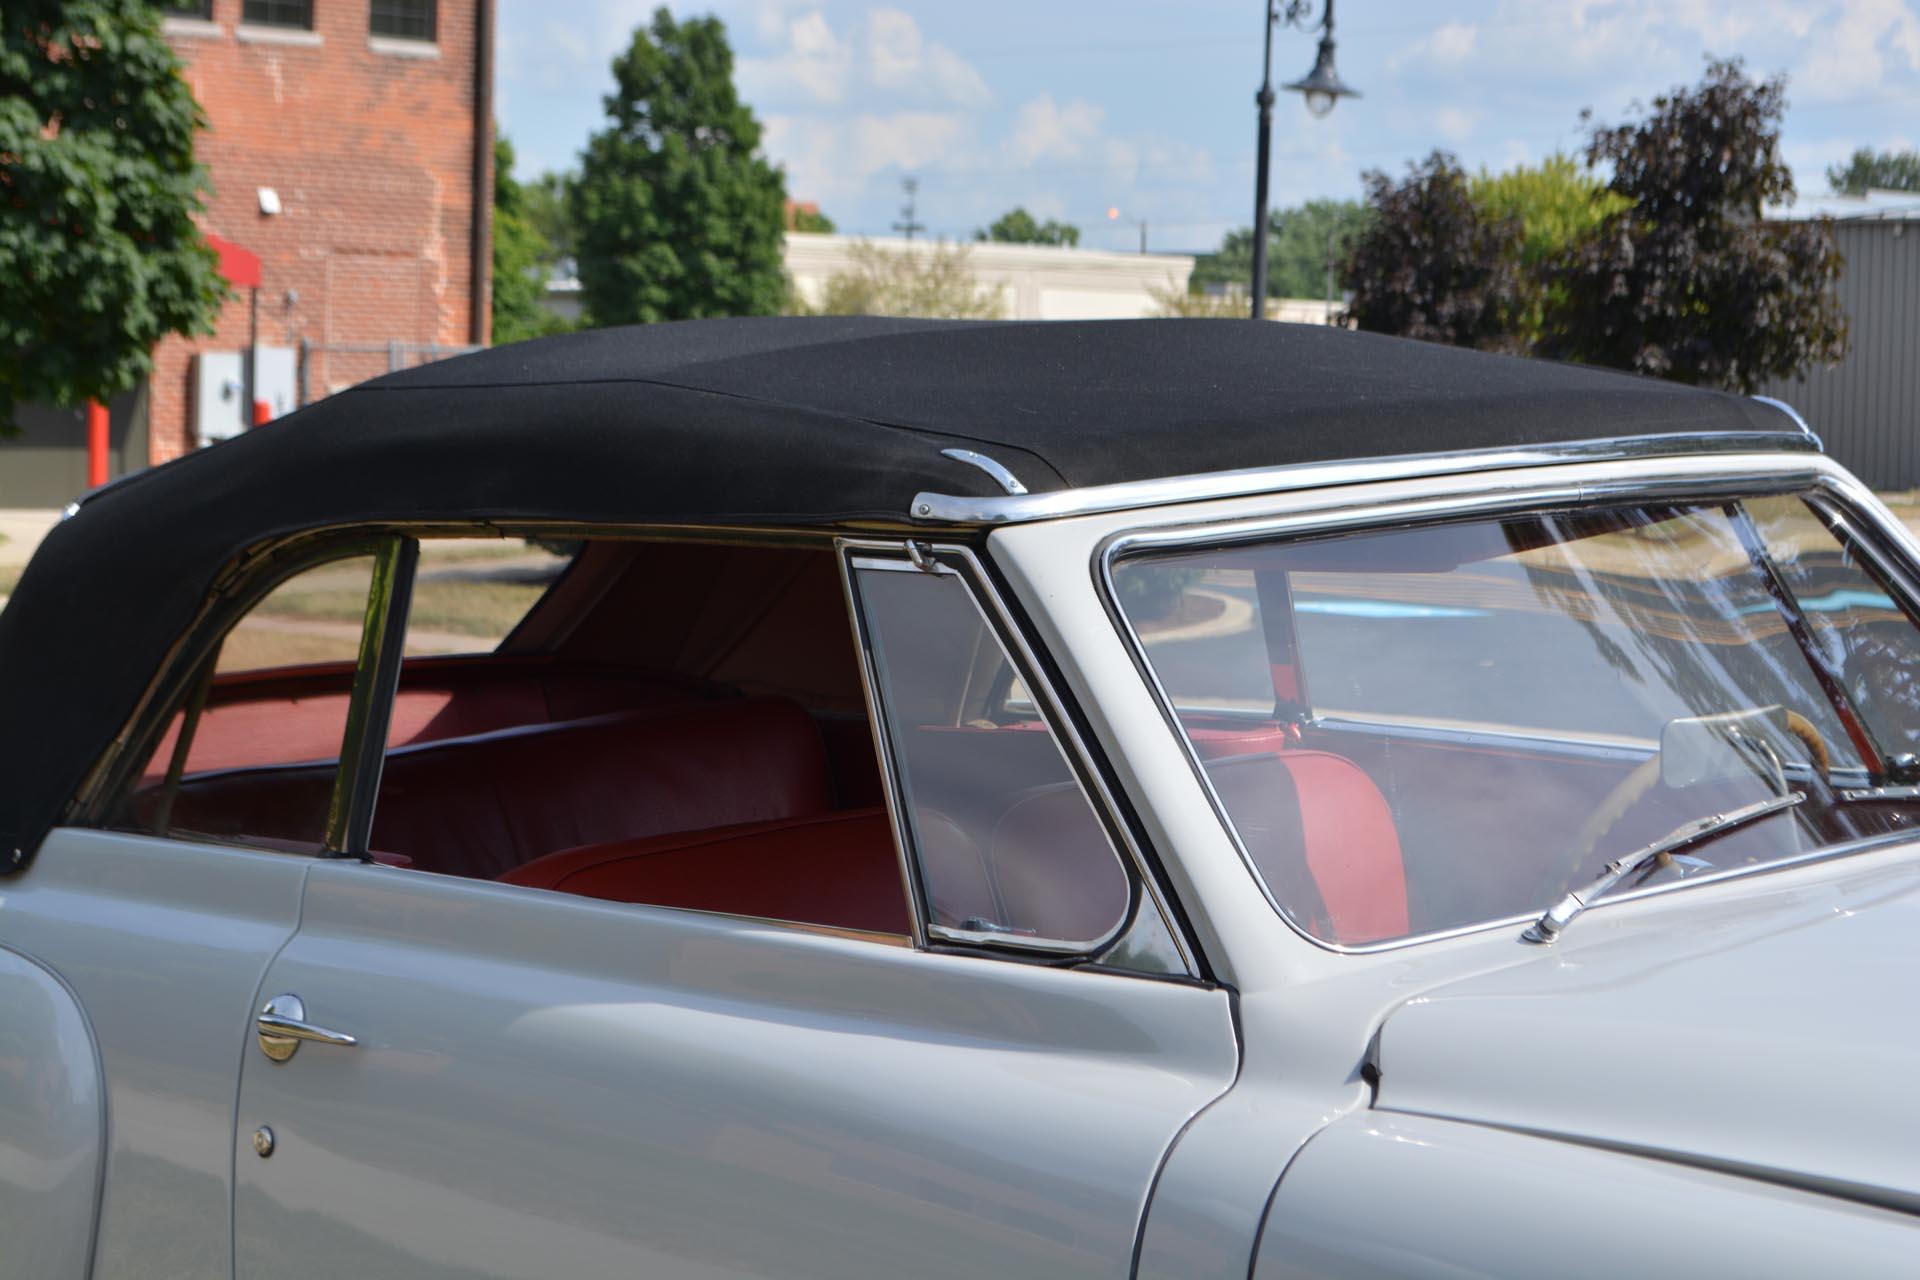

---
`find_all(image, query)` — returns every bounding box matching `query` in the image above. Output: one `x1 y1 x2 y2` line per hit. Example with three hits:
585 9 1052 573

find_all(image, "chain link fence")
297 340 483 408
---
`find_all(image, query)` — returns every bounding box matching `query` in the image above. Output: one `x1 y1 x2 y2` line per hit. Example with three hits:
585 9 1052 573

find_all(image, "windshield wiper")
1521 793 1805 945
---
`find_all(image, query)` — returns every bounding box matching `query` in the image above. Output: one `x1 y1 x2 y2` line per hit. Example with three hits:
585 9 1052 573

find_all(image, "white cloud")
738 8 853 104
1794 0 1920 100
1004 94 1106 167
1387 20 1477 73
863 8 991 107
765 109 975 207
1433 106 1480 145
737 6 990 110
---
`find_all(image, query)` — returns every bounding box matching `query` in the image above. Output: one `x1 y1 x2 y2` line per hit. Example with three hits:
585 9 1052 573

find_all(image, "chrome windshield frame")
911 430 1816 527
1091 453 1916 955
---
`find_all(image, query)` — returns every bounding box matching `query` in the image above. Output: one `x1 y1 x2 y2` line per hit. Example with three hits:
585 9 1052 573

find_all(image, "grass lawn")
254 577 555 638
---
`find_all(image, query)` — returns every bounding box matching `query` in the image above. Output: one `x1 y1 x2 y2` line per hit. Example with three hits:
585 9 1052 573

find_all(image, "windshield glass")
1112 495 1920 947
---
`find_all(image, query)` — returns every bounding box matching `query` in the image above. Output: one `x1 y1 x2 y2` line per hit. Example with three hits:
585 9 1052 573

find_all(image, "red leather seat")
1206 750 1408 944
141 658 722 782
153 697 834 880
500 808 909 935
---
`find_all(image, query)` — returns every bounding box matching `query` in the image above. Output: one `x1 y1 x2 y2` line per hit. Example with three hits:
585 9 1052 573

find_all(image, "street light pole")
1250 0 1359 320
1251 2 1277 320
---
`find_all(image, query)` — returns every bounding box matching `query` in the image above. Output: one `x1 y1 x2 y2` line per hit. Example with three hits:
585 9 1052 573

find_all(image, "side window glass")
852 559 1131 948
115 551 381 849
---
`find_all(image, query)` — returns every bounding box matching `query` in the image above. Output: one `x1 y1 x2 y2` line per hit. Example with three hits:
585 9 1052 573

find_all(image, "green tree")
803 241 1004 319
1145 280 1245 318
0 0 226 433
1469 154 1628 270
1191 199 1372 301
1544 59 1848 392
1343 152 1529 352
1468 154 1628 345
524 171 576 267
491 135 562 345
790 204 835 233
1826 147 1920 194
976 207 1080 247
572 8 787 325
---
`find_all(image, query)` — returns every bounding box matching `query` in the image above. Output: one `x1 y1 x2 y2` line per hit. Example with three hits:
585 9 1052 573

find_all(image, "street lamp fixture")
1286 31 1360 119
1252 0 1359 318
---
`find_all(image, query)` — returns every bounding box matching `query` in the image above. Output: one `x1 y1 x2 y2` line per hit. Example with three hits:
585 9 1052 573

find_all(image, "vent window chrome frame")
839 537 1200 979
1093 453 1920 956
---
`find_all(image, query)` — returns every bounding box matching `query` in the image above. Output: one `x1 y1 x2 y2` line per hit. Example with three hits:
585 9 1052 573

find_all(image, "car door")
231 866 1233 1279
227 535 1238 1279
0 547 396 1279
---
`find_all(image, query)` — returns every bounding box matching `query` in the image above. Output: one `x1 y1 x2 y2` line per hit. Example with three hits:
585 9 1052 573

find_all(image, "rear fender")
0 945 104 1280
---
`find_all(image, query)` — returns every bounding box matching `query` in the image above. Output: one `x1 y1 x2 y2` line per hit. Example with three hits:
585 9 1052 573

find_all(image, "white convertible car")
2 318 1917 1278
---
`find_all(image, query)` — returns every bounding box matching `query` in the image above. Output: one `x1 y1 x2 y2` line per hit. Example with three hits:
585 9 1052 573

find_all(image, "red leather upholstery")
375 698 832 879
1182 716 1296 760
1206 750 1408 944
154 697 834 880
500 808 909 935
141 658 720 782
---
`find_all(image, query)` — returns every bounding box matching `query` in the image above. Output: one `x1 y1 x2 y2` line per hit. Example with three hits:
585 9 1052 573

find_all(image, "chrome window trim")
1091 456 1909 956
324 536 418 859
1750 394 1823 449
909 431 1815 526
838 537 1199 976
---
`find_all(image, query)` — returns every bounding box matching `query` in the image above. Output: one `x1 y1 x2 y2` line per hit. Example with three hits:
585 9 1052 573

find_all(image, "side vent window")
849 556 1132 950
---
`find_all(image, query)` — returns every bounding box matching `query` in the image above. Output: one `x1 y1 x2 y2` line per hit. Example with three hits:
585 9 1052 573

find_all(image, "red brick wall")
150 0 489 465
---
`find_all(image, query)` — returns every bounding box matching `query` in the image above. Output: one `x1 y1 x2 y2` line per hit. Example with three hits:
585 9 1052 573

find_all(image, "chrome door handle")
257 993 357 1063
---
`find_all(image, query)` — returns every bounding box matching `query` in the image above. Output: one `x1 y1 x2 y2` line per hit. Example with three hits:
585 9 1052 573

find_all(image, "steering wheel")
1541 711 1831 902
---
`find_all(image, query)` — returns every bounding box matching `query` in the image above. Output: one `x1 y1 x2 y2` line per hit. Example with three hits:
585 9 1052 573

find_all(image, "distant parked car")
4 318 1918 1279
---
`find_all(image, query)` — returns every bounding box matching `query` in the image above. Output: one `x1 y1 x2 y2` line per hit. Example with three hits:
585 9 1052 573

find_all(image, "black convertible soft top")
0 316 1807 861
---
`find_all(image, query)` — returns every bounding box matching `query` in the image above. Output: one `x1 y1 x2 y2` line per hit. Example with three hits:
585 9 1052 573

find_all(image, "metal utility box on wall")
194 347 297 446
193 351 246 446
253 346 297 421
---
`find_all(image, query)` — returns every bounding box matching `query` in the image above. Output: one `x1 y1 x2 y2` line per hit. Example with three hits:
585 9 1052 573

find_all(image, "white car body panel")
1374 836 1920 1212
230 860 1238 1279
0 829 307 1278
1255 1112 1920 1279
0 944 102 1279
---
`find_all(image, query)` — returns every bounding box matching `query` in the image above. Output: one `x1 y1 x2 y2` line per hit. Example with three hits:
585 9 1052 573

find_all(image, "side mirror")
1660 707 1791 791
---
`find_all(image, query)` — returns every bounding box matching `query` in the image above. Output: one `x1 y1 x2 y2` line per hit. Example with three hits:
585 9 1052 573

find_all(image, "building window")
242 0 313 28
162 0 215 18
370 0 435 41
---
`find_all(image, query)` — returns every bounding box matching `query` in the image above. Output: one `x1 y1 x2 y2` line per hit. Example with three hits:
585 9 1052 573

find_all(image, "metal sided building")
1760 192 1920 491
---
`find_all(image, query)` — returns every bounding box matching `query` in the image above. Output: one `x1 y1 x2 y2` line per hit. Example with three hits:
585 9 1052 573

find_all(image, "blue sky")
497 0 1920 254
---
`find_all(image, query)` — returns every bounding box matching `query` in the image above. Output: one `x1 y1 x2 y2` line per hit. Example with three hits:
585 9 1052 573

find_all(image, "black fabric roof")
0 317 1803 862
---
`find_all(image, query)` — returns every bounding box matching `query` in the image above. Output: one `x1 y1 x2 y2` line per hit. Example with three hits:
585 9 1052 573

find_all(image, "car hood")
1372 847 1920 1212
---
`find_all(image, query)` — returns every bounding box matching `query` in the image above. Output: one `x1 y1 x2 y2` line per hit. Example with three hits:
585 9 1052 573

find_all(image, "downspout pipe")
469 0 495 346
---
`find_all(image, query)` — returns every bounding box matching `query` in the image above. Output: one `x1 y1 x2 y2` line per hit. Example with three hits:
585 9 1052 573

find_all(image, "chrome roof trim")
1750 394 1824 451
938 447 1029 495
908 430 1818 526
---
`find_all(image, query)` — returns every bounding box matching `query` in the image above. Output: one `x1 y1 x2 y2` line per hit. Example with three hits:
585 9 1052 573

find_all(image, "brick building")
0 0 493 505
154 0 494 461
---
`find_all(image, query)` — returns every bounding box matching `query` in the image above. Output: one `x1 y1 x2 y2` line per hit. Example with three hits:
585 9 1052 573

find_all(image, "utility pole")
1325 223 1335 321
892 177 926 242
